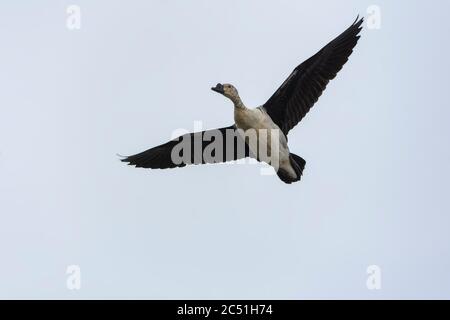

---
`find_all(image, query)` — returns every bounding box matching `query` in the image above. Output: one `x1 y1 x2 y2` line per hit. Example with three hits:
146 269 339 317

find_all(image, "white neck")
231 95 246 110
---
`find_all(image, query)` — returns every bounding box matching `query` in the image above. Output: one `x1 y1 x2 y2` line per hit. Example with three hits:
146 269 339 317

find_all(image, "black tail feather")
276 153 306 184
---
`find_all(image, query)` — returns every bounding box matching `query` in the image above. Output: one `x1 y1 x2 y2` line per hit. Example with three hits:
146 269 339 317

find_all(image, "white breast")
234 107 292 172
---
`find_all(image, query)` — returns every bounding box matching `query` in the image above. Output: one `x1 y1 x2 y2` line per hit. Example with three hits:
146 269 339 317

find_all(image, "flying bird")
121 17 364 184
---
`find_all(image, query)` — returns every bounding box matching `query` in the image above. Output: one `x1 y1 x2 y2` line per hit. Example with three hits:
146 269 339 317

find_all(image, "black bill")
211 83 224 94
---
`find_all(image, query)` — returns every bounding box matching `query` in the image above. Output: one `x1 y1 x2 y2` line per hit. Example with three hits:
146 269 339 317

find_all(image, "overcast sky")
1 1 449 299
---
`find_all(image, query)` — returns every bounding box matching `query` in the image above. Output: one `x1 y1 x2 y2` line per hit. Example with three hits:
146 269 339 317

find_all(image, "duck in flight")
122 17 364 184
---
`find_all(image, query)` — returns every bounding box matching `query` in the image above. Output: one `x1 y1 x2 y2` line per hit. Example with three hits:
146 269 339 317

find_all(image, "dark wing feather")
121 125 250 169
263 17 364 135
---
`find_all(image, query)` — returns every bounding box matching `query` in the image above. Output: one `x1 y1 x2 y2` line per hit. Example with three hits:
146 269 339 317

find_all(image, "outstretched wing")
121 125 251 169
263 17 364 135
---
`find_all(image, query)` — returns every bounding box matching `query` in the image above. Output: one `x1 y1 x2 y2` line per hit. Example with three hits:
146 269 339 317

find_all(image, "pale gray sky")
0 1 449 299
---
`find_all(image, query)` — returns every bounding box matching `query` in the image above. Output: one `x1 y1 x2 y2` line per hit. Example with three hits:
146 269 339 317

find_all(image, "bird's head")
211 83 239 101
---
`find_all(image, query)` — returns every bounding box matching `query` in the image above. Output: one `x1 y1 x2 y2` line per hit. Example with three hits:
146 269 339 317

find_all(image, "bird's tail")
276 153 306 184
